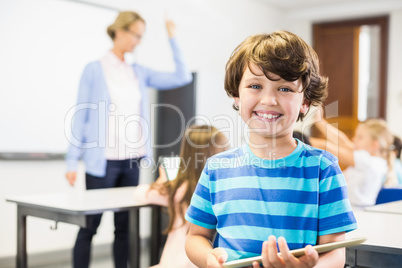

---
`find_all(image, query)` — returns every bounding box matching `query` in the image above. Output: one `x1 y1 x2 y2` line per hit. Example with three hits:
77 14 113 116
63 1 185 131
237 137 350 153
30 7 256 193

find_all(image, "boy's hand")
207 247 228 268
253 236 319 268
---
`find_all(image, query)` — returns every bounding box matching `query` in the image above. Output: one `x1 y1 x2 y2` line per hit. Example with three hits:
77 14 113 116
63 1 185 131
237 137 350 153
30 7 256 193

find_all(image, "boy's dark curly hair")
224 30 328 121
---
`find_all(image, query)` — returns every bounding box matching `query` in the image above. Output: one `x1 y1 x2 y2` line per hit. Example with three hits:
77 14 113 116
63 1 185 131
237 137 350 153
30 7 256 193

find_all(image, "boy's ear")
233 97 241 110
234 97 240 107
300 99 310 113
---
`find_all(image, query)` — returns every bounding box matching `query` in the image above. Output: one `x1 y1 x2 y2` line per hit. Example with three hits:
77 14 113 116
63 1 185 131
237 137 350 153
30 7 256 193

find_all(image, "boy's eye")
278 87 292 92
250 85 262 89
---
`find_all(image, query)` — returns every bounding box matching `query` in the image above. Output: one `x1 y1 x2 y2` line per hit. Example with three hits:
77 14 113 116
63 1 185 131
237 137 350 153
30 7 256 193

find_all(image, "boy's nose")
260 90 277 106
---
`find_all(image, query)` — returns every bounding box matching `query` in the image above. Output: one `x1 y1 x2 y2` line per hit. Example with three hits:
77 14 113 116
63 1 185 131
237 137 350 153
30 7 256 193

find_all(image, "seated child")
134 124 228 268
185 31 356 268
310 114 397 207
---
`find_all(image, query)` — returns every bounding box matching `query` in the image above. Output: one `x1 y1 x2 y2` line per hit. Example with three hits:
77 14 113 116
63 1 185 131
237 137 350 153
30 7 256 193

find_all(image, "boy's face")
234 63 308 141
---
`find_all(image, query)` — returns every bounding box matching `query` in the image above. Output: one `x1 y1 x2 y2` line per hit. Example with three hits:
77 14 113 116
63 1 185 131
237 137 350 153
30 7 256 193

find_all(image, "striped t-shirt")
185 140 357 261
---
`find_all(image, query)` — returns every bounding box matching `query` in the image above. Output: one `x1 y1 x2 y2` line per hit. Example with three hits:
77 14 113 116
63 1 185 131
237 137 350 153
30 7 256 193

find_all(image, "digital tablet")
222 237 367 268
161 156 181 181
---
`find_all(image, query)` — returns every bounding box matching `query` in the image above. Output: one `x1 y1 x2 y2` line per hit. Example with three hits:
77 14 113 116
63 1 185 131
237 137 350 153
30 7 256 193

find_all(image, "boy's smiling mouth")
254 111 282 121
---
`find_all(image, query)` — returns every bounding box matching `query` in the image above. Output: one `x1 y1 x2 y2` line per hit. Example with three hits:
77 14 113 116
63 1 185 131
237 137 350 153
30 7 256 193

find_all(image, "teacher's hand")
165 19 176 38
66 171 77 186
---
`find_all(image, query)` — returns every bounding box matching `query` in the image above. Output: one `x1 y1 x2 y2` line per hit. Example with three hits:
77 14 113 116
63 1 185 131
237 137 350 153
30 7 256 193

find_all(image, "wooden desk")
6 187 153 268
345 206 402 267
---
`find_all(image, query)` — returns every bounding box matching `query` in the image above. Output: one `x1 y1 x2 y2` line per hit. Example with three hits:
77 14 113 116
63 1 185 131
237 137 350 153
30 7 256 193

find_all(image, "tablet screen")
161 156 181 181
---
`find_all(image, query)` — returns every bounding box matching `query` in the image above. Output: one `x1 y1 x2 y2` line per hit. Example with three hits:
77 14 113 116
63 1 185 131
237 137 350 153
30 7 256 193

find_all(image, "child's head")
354 119 398 187
177 124 228 184
353 119 393 158
224 30 328 121
157 124 228 233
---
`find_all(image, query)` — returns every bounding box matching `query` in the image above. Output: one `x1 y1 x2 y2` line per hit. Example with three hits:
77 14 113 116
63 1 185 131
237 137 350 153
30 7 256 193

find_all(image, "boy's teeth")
257 113 278 119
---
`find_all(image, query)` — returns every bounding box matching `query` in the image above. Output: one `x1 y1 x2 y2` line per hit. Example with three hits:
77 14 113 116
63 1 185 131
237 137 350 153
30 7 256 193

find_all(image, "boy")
185 31 357 268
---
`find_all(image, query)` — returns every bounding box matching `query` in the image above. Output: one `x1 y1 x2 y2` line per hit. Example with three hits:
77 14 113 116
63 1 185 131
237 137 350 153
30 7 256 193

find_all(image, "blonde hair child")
311 116 396 206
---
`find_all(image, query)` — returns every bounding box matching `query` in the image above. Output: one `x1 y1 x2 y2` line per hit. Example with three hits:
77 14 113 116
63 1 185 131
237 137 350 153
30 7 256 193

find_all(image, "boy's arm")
314 232 346 268
185 224 227 268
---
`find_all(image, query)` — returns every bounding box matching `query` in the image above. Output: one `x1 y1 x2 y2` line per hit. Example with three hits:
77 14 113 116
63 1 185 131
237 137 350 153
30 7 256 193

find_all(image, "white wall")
0 0 118 153
0 0 279 260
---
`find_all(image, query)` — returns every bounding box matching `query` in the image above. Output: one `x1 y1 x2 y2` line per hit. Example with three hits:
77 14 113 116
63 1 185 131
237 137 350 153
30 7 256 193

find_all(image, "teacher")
65 11 192 268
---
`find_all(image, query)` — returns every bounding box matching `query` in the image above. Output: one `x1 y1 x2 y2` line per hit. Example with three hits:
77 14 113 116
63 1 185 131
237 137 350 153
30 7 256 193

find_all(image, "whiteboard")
0 0 117 153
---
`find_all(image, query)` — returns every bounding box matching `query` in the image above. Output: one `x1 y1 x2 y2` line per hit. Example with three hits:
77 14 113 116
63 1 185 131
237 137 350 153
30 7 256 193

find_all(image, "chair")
375 187 402 204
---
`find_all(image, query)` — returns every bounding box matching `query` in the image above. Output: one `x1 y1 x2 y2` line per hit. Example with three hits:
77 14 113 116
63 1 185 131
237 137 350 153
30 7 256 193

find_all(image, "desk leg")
17 207 27 268
129 209 140 268
150 207 161 265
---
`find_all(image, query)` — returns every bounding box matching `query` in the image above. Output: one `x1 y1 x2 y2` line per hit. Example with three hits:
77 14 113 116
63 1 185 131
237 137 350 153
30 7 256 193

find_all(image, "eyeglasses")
125 29 142 40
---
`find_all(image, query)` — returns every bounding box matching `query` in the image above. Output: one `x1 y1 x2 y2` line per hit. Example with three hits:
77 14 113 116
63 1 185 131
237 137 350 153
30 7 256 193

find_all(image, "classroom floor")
33 246 151 268
33 256 113 268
